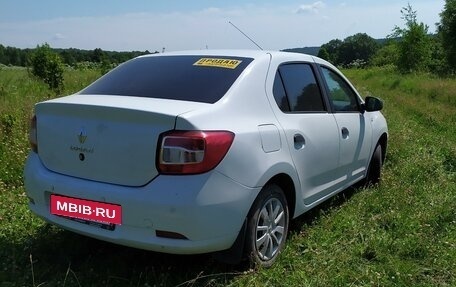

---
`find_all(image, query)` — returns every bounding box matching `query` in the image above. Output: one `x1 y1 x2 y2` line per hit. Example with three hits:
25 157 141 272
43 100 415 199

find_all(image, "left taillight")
29 115 38 153
157 130 235 175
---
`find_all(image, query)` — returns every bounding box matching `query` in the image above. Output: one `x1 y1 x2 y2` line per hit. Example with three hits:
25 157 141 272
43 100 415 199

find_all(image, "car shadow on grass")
289 186 360 232
0 222 245 287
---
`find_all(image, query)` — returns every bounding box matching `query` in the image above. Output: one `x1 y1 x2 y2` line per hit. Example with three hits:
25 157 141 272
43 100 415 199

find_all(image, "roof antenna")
228 21 263 50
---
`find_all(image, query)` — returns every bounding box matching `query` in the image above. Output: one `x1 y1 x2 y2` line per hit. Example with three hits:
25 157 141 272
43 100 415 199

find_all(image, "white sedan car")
25 50 387 266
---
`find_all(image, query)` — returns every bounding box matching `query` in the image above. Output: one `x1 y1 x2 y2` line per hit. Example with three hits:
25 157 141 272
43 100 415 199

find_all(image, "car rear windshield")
80 55 254 104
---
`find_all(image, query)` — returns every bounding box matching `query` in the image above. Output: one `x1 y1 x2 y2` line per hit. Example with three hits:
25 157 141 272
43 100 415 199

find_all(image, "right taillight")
29 115 38 153
157 130 235 175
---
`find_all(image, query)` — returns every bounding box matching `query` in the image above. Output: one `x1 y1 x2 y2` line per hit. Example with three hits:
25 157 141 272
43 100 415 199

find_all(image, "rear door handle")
293 134 305 150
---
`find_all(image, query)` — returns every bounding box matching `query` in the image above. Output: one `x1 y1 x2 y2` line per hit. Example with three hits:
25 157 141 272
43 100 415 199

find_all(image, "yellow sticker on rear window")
193 58 242 69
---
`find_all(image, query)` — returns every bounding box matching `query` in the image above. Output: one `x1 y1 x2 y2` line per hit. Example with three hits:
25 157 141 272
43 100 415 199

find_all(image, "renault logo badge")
78 128 87 144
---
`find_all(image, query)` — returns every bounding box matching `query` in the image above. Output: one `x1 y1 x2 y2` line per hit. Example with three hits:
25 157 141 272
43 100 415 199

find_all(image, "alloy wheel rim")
255 197 285 261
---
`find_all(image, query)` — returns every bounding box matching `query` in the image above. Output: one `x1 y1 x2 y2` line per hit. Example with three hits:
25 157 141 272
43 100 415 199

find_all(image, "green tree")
91 48 105 63
320 39 343 64
29 43 64 93
371 41 399 67
5 46 21 66
0 45 5 63
60 50 76 66
339 33 379 66
391 4 431 73
317 47 330 61
428 34 449 75
319 34 378 67
438 0 456 72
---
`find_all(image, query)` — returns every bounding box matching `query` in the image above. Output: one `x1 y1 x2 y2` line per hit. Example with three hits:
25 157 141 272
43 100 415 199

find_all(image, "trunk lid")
35 94 208 186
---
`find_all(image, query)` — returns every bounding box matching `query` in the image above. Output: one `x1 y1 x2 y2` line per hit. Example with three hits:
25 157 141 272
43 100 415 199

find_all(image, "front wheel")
245 184 289 267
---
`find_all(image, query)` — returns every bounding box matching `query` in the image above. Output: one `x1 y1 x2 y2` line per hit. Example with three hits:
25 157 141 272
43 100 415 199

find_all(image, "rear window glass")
80 56 254 104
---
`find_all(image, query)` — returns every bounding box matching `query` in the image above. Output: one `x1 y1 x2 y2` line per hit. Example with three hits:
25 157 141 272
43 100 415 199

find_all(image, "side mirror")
364 96 383 112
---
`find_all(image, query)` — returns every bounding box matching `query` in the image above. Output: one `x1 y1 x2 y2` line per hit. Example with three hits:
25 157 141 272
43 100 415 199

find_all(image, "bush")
371 41 399 67
29 43 64 93
391 4 431 73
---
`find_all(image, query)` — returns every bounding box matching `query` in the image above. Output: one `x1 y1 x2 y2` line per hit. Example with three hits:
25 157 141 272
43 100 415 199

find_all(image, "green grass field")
0 66 454 286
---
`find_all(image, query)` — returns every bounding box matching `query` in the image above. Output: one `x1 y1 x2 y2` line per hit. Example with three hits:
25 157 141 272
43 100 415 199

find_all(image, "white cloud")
201 7 222 14
52 33 65 41
295 1 326 14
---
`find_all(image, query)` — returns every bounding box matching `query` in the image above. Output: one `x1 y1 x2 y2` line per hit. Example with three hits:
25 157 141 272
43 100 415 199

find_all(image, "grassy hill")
282 38 399 56
0 66 455 286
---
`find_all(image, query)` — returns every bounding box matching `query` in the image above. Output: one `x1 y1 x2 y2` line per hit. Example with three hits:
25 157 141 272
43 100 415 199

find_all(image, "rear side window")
80 56 253 104
273 72 291 112
273 64 326 112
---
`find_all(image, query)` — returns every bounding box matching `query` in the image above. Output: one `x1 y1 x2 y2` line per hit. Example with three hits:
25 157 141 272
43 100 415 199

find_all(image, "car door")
319 66 373 183
271 63 346 205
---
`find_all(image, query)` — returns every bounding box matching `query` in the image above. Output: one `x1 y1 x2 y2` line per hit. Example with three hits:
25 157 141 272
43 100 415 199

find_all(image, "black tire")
245 184 289 268
365 144 383 186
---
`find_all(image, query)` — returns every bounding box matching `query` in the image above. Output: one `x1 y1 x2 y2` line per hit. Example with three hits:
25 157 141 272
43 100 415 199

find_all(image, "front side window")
321 67 360 112
273 64 326 113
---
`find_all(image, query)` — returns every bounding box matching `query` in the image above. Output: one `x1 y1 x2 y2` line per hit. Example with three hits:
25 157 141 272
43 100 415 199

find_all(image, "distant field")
0 66 454 286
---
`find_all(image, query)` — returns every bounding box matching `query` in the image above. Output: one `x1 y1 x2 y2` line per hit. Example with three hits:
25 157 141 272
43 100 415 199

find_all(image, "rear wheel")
245 184 289 267
365 144 383 186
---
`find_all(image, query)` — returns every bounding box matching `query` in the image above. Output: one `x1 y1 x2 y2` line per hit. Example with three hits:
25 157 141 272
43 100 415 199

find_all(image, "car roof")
139 49 273 58
138 49 307 60
137 49 337 71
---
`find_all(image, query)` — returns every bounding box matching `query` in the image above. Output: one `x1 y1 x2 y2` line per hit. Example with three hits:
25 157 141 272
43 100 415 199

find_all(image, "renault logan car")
25 50 387 266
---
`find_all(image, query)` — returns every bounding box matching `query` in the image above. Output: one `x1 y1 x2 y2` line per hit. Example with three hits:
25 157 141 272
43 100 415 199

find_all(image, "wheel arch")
377 132 388 163
263 173 297 219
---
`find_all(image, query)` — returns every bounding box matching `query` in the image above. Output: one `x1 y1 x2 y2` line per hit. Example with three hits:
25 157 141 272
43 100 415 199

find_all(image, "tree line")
0 45 154 68
317 1 456 75
0 44 156 93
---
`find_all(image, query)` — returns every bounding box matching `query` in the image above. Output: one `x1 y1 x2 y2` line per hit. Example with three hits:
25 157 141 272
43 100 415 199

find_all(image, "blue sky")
0 0 445 51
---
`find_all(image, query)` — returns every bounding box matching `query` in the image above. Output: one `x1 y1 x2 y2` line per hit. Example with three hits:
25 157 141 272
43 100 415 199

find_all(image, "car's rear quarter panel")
176 54 300 193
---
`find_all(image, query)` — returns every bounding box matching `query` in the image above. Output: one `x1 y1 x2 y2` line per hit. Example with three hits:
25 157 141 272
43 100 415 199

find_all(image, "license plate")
50 194 122 225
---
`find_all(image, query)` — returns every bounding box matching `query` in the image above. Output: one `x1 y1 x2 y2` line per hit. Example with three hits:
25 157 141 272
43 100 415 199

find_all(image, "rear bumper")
24 153 260 254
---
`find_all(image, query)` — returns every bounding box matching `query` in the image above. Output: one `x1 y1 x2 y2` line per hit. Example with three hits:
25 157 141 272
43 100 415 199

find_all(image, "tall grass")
0 66 454 286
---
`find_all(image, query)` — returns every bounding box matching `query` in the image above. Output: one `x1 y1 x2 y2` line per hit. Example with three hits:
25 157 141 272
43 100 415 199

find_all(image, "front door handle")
341 127 349 139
